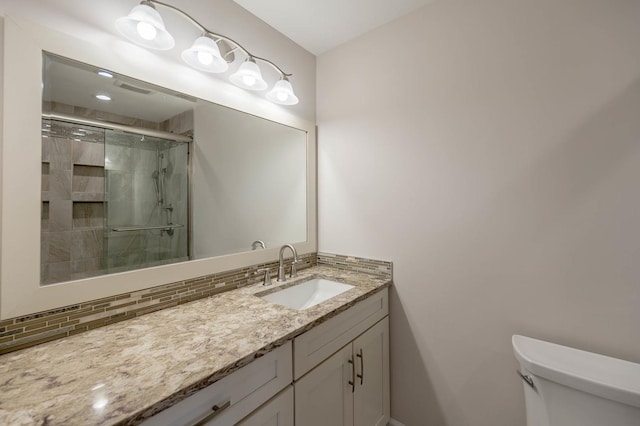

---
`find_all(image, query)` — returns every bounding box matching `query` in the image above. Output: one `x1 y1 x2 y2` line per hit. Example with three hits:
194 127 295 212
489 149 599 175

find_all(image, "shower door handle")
112 224 184 232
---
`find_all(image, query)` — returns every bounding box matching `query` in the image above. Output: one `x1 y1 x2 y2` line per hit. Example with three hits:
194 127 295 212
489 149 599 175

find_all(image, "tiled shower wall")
41 104 194 284
41 119 106 284
0 253 391 355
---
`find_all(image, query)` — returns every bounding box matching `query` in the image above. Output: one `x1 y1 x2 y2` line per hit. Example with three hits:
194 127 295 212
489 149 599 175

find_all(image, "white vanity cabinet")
293 289 390 426
236 386 294 426
141 288 389 426
142 341 292 426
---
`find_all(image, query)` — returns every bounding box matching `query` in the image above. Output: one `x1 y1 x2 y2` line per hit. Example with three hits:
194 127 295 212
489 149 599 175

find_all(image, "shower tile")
166 174 186 202
72 193 104 202
106 171 133 202
137 149 157 173
40 232 49 264
48 102 74 115
133 173 159 204
162 110 194 135
73 140 104 166
106 233 141 256
47 261 71 283
41 138 50 163
105 145 133 171
106 200 135 227
40 263 48 284
49 200 72 232
73 202 105 229
49 138 72 171
49 170 72 200
71 257 106 278
41 202 50 231
73 165 104 194
41 163 50 193
129 117 160 130
71 230 104 261
47 231 72 263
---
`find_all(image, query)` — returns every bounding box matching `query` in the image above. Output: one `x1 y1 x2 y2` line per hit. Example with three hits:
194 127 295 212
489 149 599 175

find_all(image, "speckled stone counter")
0 265 390 425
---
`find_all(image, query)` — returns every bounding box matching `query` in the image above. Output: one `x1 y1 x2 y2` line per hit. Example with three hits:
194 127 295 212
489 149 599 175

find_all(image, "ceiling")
233 0 434 55
43 54 196 123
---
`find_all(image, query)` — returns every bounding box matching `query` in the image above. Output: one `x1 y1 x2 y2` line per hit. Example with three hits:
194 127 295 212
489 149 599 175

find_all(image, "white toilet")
512 335 640 426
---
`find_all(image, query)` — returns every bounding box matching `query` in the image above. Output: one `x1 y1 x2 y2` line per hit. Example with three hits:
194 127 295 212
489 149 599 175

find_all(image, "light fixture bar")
147 0 292 77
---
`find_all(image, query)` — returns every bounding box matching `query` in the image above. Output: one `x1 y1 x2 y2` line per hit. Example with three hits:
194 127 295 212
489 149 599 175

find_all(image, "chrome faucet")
256 268 272 286
277 244 298 282
252 240 266 250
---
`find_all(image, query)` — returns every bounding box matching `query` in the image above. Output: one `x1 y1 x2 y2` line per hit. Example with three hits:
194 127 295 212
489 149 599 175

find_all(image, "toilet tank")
512 335 640 426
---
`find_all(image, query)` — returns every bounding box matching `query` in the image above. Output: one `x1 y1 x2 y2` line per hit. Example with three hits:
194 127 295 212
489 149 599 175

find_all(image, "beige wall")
317 0 640 424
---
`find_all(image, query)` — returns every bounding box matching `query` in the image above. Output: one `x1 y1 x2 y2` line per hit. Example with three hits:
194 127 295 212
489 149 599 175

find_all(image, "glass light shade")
266 78 299 105
181 36 229 73
230 59 268 91
115 3 175 50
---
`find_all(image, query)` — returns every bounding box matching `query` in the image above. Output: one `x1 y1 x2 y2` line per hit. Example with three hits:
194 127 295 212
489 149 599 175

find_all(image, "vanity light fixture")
115 0 299 105
115 1 175 50
97 70 114 78
266 76 299 105
181 35 229 73
230 57 268 91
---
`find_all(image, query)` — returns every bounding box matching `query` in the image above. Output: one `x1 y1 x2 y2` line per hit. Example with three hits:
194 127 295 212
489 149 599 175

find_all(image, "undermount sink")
260 278 354 310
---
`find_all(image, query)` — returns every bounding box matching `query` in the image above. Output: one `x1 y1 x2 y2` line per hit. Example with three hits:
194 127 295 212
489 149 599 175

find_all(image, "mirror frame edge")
0 15 317 320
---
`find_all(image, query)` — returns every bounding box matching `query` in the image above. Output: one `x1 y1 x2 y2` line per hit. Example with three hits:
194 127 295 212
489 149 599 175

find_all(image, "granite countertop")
0 265 390 425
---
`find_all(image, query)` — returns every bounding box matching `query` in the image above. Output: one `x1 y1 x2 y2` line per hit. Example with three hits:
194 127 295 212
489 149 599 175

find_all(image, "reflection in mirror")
40 53 307 286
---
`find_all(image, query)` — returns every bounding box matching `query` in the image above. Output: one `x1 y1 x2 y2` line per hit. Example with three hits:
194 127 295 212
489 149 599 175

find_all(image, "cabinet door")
237 386 293 426
353 317 390 426
295 344 354 426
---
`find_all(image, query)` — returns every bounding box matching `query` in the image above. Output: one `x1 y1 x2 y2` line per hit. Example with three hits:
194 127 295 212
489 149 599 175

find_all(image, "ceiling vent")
113 79 154 95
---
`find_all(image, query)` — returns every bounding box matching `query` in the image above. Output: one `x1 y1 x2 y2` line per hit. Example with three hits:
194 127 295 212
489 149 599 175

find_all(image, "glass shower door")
104 130 189 273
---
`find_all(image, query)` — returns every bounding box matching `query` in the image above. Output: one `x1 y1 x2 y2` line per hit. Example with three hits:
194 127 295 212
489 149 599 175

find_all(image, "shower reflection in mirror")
41 118 191 285
39 51 308 286
105 130 189 274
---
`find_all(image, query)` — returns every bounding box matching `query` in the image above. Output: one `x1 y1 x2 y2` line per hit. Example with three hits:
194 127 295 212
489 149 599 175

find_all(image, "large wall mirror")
41 53 306 285
1 16 316 319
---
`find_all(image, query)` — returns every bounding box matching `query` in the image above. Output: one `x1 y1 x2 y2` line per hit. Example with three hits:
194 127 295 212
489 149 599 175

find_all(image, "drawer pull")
348 357 355 393
192 400 231 426
356 349 364 385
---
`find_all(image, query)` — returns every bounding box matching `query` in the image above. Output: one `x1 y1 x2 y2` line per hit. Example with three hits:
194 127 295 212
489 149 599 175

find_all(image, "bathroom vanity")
0 265 390 426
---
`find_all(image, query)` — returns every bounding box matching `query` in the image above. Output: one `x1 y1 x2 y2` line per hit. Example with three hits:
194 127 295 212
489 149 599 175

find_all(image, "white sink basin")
260 278 354 310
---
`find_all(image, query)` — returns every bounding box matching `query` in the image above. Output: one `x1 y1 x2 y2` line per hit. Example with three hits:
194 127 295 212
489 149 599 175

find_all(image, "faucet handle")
290 260 298 278
256 268 272 286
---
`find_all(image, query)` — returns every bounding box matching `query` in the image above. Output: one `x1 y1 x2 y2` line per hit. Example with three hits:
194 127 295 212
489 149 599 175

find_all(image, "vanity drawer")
293 288 388 379
142 341 292 426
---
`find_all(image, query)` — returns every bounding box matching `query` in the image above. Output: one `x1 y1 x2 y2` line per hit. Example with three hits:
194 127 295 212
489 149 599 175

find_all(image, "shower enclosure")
40 118 190 284
104 131 190 273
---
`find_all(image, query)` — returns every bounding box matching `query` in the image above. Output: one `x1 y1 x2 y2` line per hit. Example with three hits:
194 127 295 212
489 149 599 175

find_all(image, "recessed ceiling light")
97 70 113 78
95 94 111 101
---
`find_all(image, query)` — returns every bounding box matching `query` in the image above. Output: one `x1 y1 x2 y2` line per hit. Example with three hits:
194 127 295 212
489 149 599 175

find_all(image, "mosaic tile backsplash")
0 253 391 355
317 252 393 278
